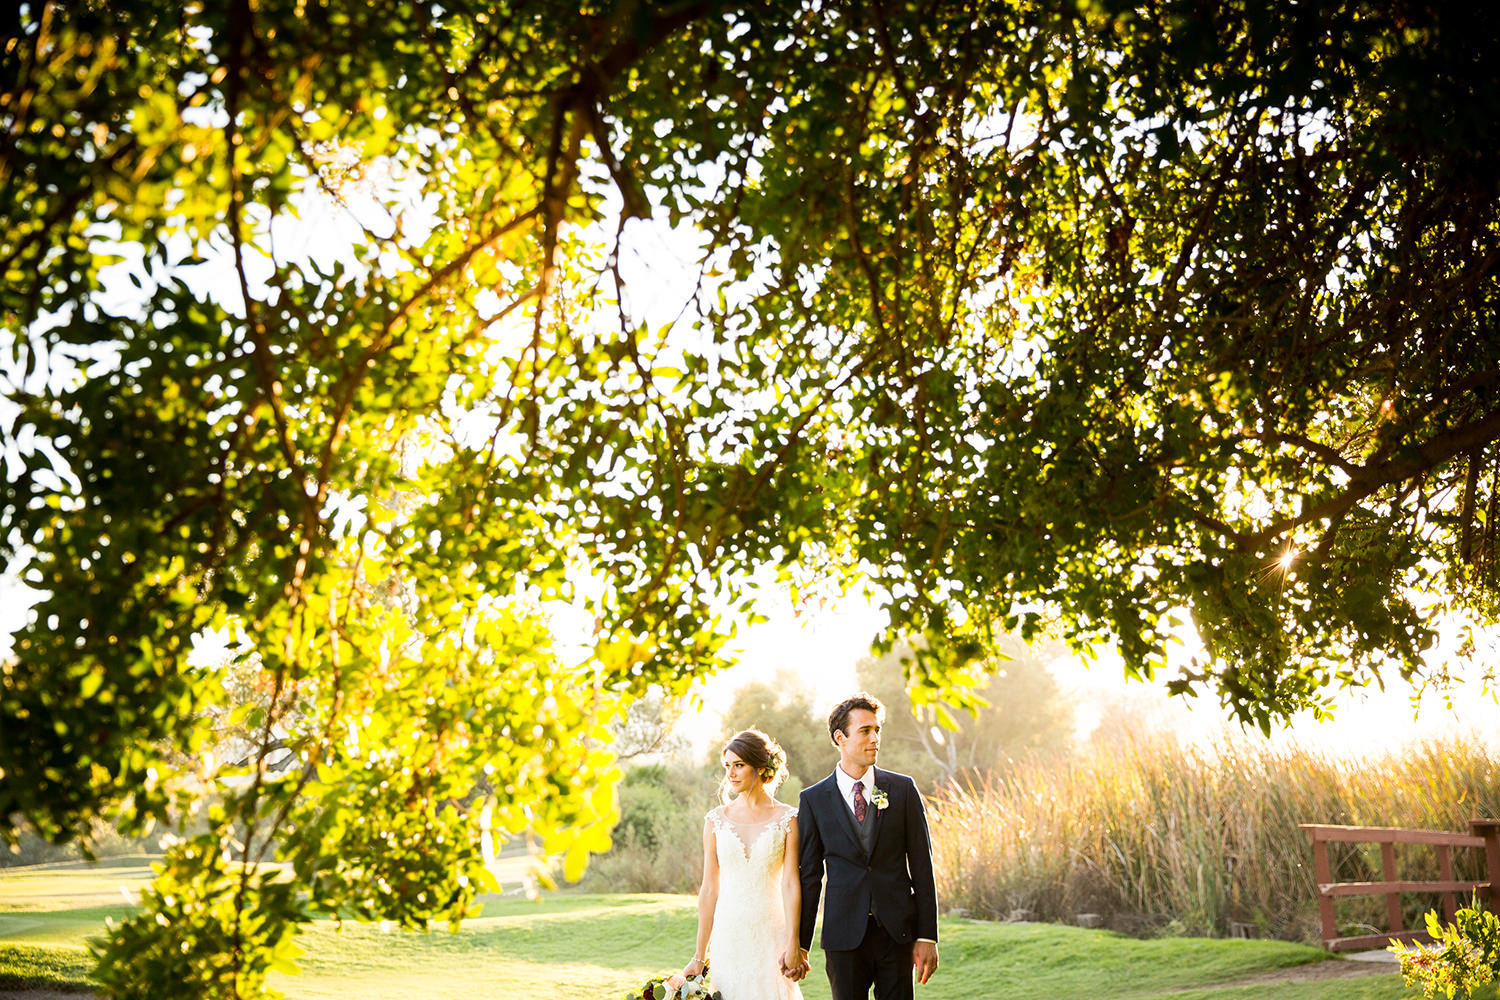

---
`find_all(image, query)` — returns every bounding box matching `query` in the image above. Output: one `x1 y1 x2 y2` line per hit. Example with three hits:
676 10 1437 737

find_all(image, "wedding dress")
706 803 804 1000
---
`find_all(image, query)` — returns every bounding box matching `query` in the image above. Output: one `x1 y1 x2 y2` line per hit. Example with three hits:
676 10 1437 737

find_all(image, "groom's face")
836 708 881 771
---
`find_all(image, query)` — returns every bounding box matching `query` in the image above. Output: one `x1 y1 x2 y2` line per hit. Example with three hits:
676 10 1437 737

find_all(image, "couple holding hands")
681 694 940 1000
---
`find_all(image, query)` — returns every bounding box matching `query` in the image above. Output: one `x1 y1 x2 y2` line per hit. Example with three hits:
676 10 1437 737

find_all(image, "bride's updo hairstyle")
719 729 789 803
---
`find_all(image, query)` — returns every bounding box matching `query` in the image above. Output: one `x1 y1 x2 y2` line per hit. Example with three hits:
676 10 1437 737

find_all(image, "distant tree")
718 671 829 790
858 638 1073 788
1081 684 1192 751
607 685 691 762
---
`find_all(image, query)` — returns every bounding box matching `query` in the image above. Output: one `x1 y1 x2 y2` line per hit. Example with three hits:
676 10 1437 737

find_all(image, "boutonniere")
870 788 889 811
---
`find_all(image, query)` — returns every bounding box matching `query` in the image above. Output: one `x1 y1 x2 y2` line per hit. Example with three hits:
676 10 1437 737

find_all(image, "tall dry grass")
928 733 1500 941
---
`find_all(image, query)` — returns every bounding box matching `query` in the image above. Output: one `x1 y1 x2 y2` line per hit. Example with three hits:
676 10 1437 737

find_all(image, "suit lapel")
869 768 890 852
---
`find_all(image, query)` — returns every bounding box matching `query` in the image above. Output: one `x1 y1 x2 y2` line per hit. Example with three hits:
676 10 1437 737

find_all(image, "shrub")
1391 903 1500 1000
586 763 806 894
586 761 716 894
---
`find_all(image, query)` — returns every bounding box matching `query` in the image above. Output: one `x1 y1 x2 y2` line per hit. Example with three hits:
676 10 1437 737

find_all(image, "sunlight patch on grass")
274 957 663 1000
471 891 696 924
0 860 157 911
0 905 134 944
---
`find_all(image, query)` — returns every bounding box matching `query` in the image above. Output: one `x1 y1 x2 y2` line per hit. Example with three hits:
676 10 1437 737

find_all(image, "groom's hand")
912 940 939 984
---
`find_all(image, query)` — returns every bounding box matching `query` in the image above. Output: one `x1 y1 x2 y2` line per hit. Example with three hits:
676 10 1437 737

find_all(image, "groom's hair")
828 693 884 745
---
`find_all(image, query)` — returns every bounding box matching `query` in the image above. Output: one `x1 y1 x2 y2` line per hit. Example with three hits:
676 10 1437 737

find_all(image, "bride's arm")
780 815 806 979
685 816 718 978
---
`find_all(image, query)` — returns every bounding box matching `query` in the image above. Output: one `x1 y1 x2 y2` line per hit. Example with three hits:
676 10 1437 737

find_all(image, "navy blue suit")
798 768 938 999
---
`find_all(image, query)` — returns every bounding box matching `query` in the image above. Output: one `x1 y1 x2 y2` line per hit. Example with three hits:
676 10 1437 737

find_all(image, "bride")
680 729 807 1000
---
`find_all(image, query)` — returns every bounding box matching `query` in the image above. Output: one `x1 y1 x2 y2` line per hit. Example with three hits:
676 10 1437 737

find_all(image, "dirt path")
1157 951 1399 994
1215 960 1392 986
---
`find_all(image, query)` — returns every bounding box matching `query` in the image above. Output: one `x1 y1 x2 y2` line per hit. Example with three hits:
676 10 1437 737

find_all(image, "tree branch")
1242 407 1500 551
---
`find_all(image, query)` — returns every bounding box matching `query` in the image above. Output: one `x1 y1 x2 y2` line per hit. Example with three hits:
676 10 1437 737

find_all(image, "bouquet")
625 968 723 1000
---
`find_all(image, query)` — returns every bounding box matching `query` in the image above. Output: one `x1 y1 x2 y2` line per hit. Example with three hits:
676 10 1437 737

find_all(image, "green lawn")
0 861 1446 999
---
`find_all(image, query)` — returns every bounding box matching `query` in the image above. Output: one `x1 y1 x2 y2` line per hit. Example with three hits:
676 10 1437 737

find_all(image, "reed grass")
928 733 1500 942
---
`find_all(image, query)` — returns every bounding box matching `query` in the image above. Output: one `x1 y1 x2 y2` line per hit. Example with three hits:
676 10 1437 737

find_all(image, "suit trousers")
823 916 912 1000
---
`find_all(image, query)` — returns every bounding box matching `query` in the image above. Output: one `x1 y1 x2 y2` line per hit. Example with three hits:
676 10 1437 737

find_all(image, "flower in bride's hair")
766 747 783 775
762 743 790 789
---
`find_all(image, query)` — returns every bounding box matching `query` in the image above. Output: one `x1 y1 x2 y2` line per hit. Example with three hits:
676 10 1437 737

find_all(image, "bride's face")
722 751 763 795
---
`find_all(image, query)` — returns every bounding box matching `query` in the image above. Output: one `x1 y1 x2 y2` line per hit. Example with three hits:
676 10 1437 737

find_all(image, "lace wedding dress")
706 803 804 1000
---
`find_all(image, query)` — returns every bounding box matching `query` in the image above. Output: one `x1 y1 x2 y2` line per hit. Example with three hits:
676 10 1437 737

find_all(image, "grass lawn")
0 860 1452 999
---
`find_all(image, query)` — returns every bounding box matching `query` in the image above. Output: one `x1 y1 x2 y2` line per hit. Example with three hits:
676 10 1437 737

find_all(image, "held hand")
683 957 706 980
912 940 939 985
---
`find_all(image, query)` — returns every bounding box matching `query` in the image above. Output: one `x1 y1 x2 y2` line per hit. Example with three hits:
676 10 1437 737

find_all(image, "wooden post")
1311 834 1336 948
1438 844 1457 922
1382 841 1404 933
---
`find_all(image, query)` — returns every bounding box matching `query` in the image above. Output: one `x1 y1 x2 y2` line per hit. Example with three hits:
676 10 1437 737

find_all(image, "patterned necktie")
853 781 868 823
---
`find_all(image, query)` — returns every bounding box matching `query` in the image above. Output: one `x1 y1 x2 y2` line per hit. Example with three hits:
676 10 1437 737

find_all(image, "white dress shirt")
835 763 877 817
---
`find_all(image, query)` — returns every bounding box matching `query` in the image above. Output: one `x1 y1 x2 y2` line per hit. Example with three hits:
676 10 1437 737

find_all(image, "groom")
791 693 940 998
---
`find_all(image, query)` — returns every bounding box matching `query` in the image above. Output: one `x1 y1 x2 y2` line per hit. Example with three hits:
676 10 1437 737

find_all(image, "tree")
3 1 1499 993
717 670 828 790
857 638 1074 788
607 684 691 761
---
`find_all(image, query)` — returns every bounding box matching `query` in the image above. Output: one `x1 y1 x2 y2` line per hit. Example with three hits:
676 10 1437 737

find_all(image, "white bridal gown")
706 803 805 1000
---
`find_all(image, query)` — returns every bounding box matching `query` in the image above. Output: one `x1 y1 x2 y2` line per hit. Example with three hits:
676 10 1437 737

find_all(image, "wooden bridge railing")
1300 821 1500 951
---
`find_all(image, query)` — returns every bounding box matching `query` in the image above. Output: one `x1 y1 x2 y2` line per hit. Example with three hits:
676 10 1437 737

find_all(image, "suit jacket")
797 767 939 952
